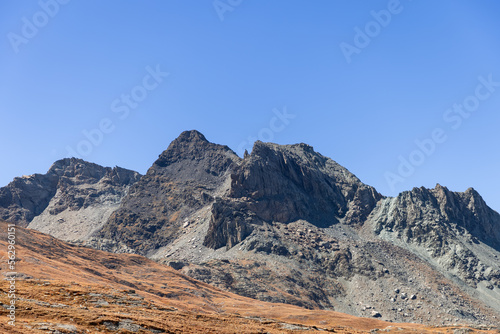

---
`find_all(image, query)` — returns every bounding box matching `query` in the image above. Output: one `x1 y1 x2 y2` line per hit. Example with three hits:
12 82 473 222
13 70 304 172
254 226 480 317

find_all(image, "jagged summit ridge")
48 157 140 185
373 183 500 249
231 140 381 224
152 130 240 180
0 158 141 238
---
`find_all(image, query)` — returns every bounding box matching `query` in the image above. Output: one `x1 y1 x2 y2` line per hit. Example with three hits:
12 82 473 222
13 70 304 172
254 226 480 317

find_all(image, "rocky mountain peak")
98 131 242 253
49 157 141 187
227 139 380 226
462 187 483 205
371 183 500 302
153 130 237 169
432 182 448 194
375 184 500 243
250 140 316 158
177 129 209 142
0 158 141 229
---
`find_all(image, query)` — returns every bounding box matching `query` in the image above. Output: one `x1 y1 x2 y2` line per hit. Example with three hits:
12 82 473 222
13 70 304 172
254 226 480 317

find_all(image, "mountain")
92 130 500 325
0 158 141 240
96 130 241 254
1 221 494 334
95 131 381 254
370 185 500 312
1 130 499 327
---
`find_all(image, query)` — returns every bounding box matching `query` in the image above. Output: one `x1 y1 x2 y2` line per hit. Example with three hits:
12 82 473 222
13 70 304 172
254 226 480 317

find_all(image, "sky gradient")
2 1 500 211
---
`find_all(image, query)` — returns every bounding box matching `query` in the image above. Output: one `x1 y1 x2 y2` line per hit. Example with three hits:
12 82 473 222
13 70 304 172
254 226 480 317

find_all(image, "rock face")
204 141 381 249
3 130 500 326
230 141 381 225
0 158 141 240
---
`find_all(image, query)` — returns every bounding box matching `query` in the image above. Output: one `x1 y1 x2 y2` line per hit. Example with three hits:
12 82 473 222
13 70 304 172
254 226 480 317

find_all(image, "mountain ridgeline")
0 158 140 240
1 130 499 325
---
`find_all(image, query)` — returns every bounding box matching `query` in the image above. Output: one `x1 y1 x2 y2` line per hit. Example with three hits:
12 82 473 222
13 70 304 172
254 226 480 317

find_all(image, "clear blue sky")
2 1 500 211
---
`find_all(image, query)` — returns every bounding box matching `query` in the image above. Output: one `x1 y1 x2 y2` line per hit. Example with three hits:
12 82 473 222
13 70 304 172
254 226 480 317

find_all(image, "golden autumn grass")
0 221 498 333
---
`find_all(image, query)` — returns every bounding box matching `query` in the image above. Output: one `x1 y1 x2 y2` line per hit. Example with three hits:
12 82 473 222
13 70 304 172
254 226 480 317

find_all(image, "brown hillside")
0 221 497 333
